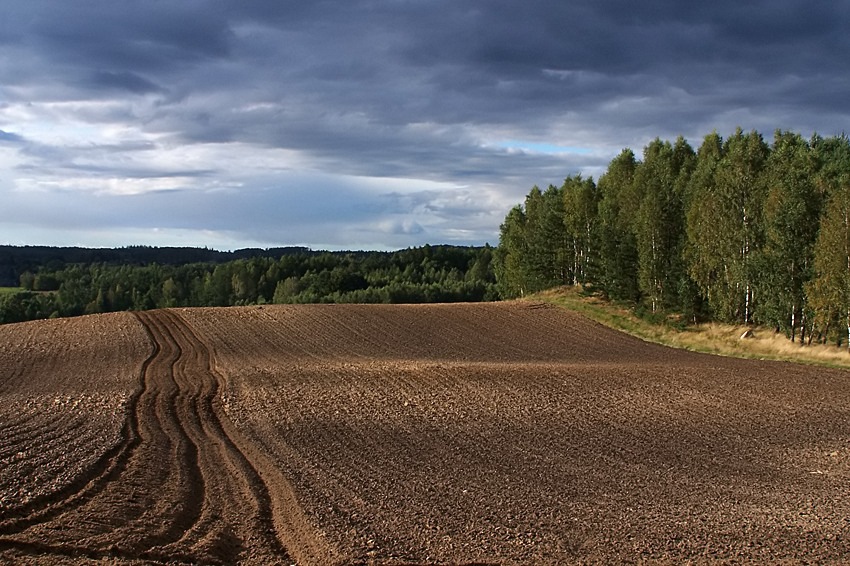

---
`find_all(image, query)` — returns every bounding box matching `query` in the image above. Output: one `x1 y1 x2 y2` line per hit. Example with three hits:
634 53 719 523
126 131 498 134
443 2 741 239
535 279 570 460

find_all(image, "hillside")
1 302 849 564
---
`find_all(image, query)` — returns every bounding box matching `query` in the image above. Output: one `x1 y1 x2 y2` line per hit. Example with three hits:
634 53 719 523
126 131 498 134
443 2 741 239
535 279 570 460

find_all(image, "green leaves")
807 136 850 345
495 128 850 345
0 247 501 323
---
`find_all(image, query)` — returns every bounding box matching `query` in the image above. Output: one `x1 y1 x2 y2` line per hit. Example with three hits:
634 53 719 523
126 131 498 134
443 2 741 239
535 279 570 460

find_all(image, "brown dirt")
2 301 850 564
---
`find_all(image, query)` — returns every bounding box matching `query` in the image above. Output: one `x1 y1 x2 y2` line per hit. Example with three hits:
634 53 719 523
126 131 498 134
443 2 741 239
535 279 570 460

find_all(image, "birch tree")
808 179 850 349
807 134 850 347
633 138 694 312
525 185 572 289
597 149 639 301
759 131 820 341
687 129 768 323
562 175 600 286
494 205 529 298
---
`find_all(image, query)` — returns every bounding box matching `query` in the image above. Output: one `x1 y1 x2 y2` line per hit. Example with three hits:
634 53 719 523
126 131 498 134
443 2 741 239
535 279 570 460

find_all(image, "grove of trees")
0 246 497 324
494 129 850 348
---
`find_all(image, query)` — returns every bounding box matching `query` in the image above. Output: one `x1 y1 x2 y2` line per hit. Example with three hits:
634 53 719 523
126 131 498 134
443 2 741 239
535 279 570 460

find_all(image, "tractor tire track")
148 309 292 563
0 376 144 534
0 310 292 564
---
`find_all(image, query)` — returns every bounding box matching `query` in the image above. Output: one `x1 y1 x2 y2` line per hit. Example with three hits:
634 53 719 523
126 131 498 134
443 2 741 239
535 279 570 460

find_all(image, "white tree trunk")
791 308 796 343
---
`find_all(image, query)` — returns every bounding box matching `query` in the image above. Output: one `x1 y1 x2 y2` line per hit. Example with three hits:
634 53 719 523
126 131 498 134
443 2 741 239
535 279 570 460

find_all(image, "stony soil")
1 302 850 564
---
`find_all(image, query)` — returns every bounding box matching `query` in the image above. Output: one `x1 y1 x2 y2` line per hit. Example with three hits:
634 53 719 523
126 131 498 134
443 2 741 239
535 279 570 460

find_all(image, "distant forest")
0 245 497 324
493 128 850 347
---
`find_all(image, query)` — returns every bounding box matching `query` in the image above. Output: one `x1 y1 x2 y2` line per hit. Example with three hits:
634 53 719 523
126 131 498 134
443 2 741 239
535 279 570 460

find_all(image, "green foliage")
495 175 603 299
523 185 571 292
596 149 640 301
633 137 694 312
807 135 850 347
758 131 821 340
0 290 58 323
0 246 499 324
688 129 769 323
562 175 601 286
496 127 850 347
684 132 725 316
494 205 530 298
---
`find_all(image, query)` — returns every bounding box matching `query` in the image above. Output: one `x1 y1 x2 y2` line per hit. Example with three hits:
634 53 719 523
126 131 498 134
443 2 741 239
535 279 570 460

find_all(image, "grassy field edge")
533 286 850 370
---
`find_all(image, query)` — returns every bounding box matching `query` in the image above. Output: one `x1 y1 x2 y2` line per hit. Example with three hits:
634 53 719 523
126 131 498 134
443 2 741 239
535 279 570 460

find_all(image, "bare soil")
1 302 850 564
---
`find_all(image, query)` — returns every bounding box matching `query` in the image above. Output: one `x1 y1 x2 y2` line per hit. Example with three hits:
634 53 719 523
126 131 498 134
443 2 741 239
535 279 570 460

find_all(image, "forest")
6 127 850 347
0 245 311 287
0 245 497 324
493 128 850 347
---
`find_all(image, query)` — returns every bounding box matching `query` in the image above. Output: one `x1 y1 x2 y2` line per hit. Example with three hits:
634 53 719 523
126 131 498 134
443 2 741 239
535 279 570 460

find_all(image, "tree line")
0 245 497 324
494 129 850 347
0 245 311 287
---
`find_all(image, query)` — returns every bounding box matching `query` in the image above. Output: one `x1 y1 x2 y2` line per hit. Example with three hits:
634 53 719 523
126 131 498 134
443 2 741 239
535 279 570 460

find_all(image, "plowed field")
1 302 850 564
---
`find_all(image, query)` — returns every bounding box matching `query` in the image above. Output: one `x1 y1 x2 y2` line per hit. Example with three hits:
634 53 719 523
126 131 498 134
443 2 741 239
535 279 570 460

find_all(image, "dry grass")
535 286 850 369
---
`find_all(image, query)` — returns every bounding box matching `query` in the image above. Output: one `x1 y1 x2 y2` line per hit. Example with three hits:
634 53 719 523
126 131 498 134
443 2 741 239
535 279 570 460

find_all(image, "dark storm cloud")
29 2 233 71
87 71 163 95
2 0 850 248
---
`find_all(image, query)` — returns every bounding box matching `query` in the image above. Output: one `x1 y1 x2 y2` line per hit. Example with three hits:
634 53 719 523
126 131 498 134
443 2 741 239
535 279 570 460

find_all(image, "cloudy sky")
1 1 848 250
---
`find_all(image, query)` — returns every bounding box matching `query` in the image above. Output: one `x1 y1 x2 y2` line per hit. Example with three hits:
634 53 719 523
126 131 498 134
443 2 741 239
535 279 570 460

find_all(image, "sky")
1 1 849 251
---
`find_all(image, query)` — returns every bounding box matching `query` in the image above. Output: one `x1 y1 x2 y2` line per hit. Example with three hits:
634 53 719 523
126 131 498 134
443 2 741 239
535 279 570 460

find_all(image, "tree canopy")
495 129 850 347
0 246 498 324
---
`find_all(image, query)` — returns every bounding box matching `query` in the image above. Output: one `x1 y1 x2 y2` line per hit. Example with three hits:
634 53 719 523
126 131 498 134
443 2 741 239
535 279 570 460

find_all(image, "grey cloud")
13 138 211 181
87 71 164 94
31 2 233 71
0 174 491 248
385 220 425 236
2 1 850 249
